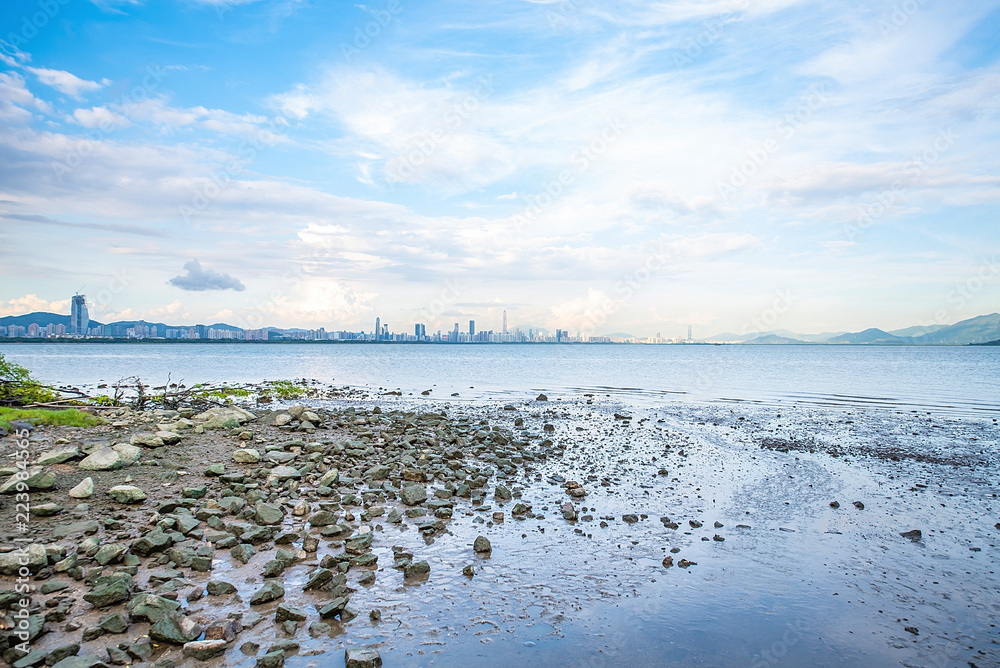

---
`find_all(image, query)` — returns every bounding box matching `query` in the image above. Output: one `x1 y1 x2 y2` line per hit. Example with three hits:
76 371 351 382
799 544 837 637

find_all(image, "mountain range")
715 313 1000 346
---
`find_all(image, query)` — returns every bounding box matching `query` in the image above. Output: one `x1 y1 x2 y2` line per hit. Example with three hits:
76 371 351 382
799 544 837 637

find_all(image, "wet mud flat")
0 389 996 668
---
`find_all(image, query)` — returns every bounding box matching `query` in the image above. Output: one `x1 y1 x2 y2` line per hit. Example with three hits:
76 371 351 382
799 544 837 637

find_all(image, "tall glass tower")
70 294 89 335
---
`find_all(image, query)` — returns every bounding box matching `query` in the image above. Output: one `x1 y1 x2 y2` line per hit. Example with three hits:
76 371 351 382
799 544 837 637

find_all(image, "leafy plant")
263 380 308 400
0 353 58 406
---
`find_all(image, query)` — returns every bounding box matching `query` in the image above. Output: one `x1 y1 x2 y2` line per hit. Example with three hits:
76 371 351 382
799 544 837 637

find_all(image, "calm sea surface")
2 343 997 418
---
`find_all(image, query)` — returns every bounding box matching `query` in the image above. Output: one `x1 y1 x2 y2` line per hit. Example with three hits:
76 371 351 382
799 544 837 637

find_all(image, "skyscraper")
70 294 88 335
502 310 507 335
469 320 475 338
688 325 693 341
375 317 381 341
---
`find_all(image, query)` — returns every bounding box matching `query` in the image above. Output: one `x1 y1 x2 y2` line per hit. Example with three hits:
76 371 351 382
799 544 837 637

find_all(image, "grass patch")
0 407 104 432
262 380 308 401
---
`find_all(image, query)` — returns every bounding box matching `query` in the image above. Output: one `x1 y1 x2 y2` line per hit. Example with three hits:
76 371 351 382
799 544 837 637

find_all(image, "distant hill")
911 313 1000 345
0 312 241 333
890 323 947 338
743 334 806 344
0 312 104 328
971 339 1000 346
827 328 910 344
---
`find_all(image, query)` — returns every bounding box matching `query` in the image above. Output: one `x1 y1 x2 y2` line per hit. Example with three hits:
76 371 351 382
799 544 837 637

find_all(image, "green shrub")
0 353 58 406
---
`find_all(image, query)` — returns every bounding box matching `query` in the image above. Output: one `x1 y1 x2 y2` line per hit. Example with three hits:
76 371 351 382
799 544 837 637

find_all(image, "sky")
0 0 998 339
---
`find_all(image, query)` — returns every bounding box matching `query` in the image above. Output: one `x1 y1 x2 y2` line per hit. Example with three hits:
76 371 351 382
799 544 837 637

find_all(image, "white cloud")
0 294 72 317
70 106 131 129
27 68 107 99
0 72 52 119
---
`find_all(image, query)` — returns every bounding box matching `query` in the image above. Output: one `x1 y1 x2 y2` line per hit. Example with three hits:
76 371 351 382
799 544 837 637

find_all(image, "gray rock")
155 431 182 446
345 646 382 668
0 543 47 575
399 485 427 506
256 650 285 668
250 580 284 605
233 448 261 463
50 657 109 668
182 640 228 660
108 485 146 503
37 445 80 466
78 448 124 471
255 502 284 526
0 467 56 493
127 594 181 624
207 580 238 596
149 611 203 645
473 535 492 554
83 579 131 608
129 433 165 448
69 477 94 498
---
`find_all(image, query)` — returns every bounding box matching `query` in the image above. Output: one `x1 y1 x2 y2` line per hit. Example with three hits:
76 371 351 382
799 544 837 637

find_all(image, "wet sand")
0 388 997 667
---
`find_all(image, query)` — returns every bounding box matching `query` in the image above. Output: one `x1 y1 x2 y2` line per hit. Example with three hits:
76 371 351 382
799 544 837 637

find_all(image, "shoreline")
0 387 996 667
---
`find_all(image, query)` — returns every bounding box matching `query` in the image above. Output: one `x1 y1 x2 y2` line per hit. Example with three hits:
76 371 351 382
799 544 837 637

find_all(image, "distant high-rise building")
469 320 475 337
688 325 693 341
70 294 89 335
383 323 389 340
502 310 507 335
375 317 381 341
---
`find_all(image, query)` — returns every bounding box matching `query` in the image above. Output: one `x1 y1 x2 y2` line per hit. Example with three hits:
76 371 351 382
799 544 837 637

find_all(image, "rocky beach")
0 385 997 668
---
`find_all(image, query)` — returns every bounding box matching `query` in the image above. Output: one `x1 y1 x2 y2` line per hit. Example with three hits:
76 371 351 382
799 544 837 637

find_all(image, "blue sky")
1 0 998 338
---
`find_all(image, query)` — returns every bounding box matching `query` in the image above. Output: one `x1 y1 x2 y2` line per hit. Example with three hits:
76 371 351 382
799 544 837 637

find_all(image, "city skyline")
2 292 999 345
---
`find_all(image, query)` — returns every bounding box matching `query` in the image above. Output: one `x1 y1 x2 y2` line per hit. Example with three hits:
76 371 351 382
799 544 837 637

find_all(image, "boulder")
149 610 203 645
37 445 80 466
232 449 261 463
0 467 56 494
130 433 164 448
473 535 492 554
156 431 182 445
249 580 284 605
78 448 124 471
182 640 228 661
399 485 427 506
108 485 146 503
345 646 382 668
255 502 284 526
83 579 130 608
69 477 94 499
0 543 47 575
